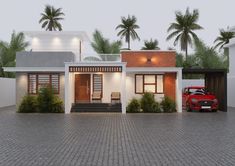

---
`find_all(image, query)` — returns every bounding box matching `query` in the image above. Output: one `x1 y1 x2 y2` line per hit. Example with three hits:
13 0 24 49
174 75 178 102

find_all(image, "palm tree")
194 39 226 69
39 5 65 31
116 15 140 50
166 7 203 61
0 31 29 77
214 29 235 50
142 39 160 50
84 30 122 61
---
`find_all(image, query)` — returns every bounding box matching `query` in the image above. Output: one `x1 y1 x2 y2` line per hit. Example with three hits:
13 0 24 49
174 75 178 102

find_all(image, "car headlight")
213 99 218 103
191 98 198 103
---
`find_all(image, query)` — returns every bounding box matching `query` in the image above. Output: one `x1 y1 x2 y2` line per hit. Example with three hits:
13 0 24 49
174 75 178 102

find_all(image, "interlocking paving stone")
0 106 235 165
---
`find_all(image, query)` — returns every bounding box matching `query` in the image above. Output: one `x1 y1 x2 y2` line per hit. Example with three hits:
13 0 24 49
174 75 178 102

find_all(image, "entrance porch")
64 62 127 113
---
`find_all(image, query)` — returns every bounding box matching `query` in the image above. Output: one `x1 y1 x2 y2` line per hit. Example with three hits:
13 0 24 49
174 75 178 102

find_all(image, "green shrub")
18 95 38 113
38 86 64 113
127 98 141 113
160 96 176 113
51 96 64 113
140 92 157 112
38 86 54 113
152 101 161 113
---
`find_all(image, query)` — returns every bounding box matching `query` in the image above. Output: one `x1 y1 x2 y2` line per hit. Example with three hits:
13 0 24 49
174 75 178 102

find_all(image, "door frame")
74 74 91 103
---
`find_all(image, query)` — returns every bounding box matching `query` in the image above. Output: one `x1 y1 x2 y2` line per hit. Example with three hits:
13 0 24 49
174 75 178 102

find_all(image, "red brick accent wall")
164 73 176 101
121 51 176 67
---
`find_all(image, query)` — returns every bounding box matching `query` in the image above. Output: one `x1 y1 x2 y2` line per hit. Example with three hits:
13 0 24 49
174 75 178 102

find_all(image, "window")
135 74 164 94
28 73 60 94
93 74 103 96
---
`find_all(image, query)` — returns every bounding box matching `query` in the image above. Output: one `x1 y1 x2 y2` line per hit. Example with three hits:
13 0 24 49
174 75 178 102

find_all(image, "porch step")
71 103 122 112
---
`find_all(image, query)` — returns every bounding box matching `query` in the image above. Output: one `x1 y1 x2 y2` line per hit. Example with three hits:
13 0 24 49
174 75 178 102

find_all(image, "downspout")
79 40 82 62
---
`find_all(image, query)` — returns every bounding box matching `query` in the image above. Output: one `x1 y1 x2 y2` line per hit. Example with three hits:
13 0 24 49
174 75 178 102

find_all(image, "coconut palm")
39 5 65 31
116 15 140 50
0 31 29 77
166 7 203 61
214 29 235 50
142 39 160 50
194 39 226 69
84 30 122 61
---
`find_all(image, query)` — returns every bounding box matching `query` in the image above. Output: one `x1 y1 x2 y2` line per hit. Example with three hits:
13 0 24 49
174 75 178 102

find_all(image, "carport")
182 69 227 112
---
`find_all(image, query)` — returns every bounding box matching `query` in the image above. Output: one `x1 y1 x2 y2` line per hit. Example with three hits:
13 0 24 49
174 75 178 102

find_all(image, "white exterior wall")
65 72 75 114
229 44 235 77
228 77 235 107
16 73 28 107
228 46 235 107
182 79 205 89
30 36 81 62
59 74 65 104
0 78 16 107
102 73 122 103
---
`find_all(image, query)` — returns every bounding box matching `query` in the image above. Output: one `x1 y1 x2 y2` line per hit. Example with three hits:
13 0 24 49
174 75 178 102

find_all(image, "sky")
0 0 234 54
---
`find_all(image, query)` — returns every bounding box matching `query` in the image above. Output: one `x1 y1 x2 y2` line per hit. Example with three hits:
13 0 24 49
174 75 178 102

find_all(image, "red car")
182 86 218 112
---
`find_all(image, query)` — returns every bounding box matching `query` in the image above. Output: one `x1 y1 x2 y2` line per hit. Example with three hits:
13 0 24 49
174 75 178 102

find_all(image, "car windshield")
188 88 206 95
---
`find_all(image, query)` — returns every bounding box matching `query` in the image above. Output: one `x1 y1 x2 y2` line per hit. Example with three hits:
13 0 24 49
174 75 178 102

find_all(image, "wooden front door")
75 74 90 102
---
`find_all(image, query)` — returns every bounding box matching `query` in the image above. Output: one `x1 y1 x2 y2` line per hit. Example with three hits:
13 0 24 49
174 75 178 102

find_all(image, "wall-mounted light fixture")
147 57 152 63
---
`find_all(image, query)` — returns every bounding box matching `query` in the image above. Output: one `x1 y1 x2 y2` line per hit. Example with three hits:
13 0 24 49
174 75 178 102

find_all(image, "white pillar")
121 65 126 114
176 69 183 112
64 64 71 114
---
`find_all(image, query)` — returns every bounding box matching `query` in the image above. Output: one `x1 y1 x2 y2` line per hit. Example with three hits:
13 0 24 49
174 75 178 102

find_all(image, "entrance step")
71 103 122 112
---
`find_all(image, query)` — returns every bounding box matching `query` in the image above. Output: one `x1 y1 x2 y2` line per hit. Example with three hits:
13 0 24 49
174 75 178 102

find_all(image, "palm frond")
39 5 65 31
166 7 203 59
116 15 140 49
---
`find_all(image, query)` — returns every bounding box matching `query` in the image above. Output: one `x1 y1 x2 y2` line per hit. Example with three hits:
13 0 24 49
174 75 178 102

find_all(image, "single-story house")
224 29 235 108
4 31 182 113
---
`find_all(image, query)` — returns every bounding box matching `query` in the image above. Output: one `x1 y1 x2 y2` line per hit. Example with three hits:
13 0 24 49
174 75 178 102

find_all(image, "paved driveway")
0 106 235 166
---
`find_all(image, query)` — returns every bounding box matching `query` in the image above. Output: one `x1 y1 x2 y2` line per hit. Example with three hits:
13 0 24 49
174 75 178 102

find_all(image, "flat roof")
24 31 90 41
3 67 65 72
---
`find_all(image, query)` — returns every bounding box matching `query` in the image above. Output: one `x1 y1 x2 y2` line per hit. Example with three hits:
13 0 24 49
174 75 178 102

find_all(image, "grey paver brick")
0 106 235 166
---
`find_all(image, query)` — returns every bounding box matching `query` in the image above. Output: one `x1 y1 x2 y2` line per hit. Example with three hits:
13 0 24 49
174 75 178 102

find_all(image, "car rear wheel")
212 109 217 112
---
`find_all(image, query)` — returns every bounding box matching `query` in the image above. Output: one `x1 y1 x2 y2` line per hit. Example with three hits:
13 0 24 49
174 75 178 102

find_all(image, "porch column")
121 65 127 114
64 64 71 114
176 69 182 112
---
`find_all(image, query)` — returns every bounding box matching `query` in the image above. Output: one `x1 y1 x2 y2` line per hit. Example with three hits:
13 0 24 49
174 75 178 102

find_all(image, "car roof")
185 86 205 89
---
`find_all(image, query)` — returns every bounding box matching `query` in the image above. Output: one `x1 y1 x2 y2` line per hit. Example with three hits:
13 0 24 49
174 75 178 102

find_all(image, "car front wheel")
186 103 191 112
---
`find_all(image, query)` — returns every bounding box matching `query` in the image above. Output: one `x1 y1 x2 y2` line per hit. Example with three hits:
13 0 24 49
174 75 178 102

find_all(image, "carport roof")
182 68 227 74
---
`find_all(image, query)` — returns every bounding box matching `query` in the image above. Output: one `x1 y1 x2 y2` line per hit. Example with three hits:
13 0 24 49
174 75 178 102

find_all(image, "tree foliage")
194 39 227 69
176 39 227 70
39 5 65 31
142 39 160 50
0 31 29 77
84 30 122 61
116 15 140 50
166 7 203 60
214 29 235 50
91 30 122 54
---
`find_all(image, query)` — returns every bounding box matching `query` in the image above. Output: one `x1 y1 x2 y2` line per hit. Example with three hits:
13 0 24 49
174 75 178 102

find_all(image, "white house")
4 31 183 113
224 28 235 107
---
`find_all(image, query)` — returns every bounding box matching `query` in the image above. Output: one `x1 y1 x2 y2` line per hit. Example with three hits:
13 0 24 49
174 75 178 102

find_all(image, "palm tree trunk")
127 31 130 50
185 45 188 62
